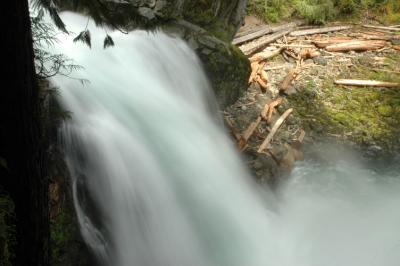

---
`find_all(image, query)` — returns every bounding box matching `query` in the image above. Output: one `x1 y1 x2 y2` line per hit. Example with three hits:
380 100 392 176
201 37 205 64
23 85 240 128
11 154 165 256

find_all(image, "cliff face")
129 0 250 107
62 0 250 107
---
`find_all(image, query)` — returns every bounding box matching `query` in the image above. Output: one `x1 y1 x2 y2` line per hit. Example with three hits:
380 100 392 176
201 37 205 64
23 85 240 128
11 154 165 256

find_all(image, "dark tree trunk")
1 1 49 266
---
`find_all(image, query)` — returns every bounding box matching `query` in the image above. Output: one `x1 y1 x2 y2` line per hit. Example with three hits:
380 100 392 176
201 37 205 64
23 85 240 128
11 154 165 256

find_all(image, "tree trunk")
1 1 49 266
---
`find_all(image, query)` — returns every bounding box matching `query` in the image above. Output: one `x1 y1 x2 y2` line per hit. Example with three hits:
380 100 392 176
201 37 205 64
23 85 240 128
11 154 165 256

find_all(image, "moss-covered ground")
288 53 400 152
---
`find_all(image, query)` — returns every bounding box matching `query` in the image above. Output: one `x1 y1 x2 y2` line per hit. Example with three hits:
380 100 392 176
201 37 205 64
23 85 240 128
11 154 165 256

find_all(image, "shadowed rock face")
131 0 247 41
61 0 250 107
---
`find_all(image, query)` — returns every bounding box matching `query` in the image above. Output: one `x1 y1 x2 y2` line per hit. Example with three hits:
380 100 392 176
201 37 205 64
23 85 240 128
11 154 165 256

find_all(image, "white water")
53 12 400 266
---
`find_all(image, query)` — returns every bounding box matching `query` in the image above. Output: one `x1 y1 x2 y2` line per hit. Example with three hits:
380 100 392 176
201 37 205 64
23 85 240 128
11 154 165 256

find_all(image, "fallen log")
235 25 266 38
249 61 260 84
255 75 268 92
261 97 283 123
351 33 394 41
238 116 262 151
326 40 387 52
249 48 282 63
363 25 400 32
260 69 269 83
280 69 298 92
334 79 400 87
270 44 316 48
290 25 352 37
312 37 353 48
233 21 303 45
258 108 293 153
240 29 292 55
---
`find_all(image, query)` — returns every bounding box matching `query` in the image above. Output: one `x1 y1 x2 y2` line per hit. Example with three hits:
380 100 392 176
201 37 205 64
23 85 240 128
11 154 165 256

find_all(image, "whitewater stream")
51 12 400 266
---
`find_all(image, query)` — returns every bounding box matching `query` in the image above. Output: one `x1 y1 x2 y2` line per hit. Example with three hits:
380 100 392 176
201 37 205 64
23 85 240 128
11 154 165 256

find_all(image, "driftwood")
280 69 298 92
260 70 269 84
233 27 273 45
240 29 292 55
299 48 321 59
271 44 316 48
249 48 282 63
353 34 395 41
249 61 260 83
261 97 283 123
312 37 353 48
326 40 387 52
238 116 262 151
233 21 303 45
258 108 293 153
290 25 352 37
255 75 268 92
334 79 400 87
235 25 267 38
363 25 400 32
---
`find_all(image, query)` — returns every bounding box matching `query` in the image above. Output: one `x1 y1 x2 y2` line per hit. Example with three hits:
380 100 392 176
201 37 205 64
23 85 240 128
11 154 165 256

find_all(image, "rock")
313 56 328 66
138 7 156 20
391 38 400 45
252 154 279 184
284 85 298 95
61 0 250 108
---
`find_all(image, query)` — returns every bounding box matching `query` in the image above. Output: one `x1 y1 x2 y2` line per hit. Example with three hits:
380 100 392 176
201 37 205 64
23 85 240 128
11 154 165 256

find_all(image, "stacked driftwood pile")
235 23 400 91
225 22 399 168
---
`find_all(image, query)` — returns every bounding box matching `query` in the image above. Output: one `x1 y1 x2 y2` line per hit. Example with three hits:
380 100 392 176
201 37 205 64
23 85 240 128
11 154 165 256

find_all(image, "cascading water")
52 12 400 266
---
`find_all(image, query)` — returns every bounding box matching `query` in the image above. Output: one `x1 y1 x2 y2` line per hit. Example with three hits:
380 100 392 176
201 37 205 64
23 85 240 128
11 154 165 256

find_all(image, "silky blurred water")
52 12 400 266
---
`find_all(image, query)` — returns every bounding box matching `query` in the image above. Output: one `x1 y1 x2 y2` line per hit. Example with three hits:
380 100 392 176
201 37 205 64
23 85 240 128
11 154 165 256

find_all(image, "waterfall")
53 12 400 266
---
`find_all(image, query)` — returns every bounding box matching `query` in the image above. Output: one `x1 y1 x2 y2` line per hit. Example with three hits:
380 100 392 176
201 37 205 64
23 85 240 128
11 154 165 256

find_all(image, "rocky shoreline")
224 17 400 186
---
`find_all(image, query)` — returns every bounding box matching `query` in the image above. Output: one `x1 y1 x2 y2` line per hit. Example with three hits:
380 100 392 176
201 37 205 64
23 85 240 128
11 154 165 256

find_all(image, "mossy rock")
287 63 400 153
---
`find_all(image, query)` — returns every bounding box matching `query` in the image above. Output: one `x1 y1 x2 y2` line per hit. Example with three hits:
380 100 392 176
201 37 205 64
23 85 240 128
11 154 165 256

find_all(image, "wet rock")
252 154 279 184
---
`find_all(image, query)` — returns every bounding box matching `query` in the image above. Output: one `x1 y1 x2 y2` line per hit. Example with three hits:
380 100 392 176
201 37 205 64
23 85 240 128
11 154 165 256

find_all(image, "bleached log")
249 61 260 83
240 30 292 55
258 108 293 153
238 116 262 151
363 25 400 32
249 48 282 63
312 37 353 48
325 40 387 52
290 26 352 37
233 21 303 45
261 97 283 123
334 79 400 87
280 69 298 92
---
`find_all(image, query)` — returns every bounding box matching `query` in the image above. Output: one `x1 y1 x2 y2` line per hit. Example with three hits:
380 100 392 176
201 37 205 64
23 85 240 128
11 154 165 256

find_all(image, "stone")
313 56 328 66
138 7 156 20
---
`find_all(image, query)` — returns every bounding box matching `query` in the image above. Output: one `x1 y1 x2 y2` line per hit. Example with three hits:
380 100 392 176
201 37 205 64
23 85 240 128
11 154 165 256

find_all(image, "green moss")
200 44 250 106
288 62 400 151
51 210 75 265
